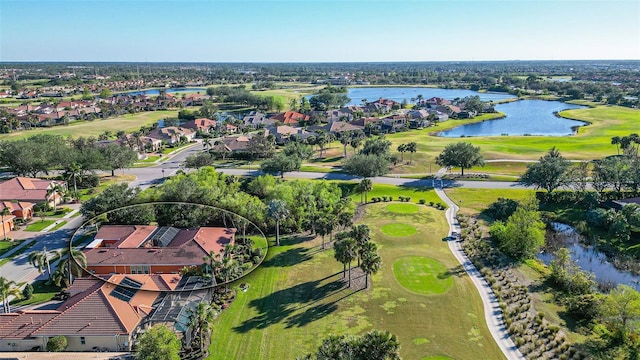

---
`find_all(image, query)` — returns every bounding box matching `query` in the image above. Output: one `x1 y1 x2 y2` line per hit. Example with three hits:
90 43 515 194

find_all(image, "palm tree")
0 277 21 313
360 330 401 360
0 207 10 241
64 162 83 194
397 144 407 162
267 199 288 246
52 248 87 287
46 185 64 211
187 302 215 351
202 138 212 151
351 224 371 267
28 247 53 280
359 242 381 289
202 250 221 285
359 178 373 204
333 237 356 285
350 137 362 156
406 142 417 164
316 216 333 250
340 131 351 158
612 136 621 155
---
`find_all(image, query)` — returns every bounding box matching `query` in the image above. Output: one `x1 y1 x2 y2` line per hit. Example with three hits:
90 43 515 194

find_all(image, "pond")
346 87 514 105
438 100 587 137
538 223 640 291
117 87 206 96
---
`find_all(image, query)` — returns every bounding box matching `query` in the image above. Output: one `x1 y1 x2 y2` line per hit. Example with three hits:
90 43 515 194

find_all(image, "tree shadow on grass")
442 264 467 278
278 234 316 246
232 276 346 334
261 247 313 268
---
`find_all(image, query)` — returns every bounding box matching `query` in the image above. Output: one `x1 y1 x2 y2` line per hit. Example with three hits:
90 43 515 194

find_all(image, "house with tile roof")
0 201 34 221
146 126 196 144
0 177 66 207
181 118 218 133
84 225 235 275
271 111 309 126
0 274 178 352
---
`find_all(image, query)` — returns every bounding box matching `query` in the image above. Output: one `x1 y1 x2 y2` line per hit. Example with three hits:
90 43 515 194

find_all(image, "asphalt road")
0 215 85 296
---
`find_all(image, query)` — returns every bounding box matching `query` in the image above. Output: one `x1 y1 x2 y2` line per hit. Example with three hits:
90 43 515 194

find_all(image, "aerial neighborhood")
0 57 639 360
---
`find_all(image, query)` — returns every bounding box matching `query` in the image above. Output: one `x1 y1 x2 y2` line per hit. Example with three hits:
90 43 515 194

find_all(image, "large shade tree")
435 142 484 176
518 147 571 192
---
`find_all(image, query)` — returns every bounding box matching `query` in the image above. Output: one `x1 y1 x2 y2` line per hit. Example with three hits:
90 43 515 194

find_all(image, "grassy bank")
384 105 639 169
0 110 179 140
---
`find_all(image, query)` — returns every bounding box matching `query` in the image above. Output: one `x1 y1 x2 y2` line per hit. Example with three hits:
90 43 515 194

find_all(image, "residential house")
1 212 14 238
369 98 399 112
211 135 252 157
0 201 34 221
0 274 179 352
266 125 314 144
242 111 272 128
224 123 238 134
328 121 364 134
181 118 218 133
0 177 66 207
271 111 309 126
420 97 452 107
311 110 353 123
147 126 196 144
339 105 363 116
84 225 236 275
381 115 407 132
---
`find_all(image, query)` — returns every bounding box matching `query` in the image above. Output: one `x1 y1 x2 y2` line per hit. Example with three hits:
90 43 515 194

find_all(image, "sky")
1 0 639 62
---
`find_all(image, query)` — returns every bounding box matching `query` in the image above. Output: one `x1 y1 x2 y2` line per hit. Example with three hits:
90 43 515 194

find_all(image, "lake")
346 87 514 105
118 87 206 96
438 100 587 137
539 223 640 291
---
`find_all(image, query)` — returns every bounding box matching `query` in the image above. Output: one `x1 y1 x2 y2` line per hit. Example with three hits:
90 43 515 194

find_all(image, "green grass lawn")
351 184 444 207
161 142 193 154
393 256 453 295
10 280 61 307
444 188 534 216
0 240 25 256
49 221 67 231
0 240 36 267
380 223 417 236
38 207 72 218
77 174 136 202
386 203 419 214
24 219 55 232
138 155 160 163
209 203 505 360
0 110 179 141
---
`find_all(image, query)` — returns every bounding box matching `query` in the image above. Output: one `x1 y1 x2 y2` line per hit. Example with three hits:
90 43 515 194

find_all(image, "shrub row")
458 214 586 360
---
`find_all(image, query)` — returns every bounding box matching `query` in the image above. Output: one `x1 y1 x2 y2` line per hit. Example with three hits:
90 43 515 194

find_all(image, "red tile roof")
85 226 235 270
93 225 156 248
32 275 163 336
0 177 63 203
0 311 60 339
271 111 309 125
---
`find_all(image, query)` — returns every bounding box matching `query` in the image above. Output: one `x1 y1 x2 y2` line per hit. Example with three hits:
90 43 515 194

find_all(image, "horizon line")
1 59 639 64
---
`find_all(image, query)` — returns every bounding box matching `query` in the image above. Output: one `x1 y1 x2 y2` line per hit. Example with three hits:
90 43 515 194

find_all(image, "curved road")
435 186 524 360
